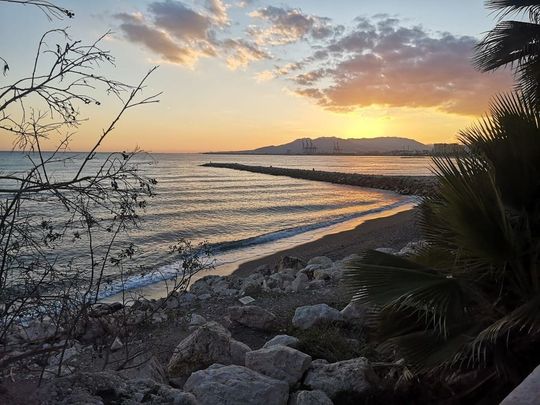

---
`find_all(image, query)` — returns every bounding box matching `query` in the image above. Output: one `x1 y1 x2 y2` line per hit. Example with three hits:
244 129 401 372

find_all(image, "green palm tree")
344 93 540 389
474 1 540 102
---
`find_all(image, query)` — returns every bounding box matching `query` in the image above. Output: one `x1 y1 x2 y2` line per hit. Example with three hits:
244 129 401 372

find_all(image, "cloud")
148 1 212 41
205 0 229 25
115 12 202 65
221 38 269 69
115 0 269 68
284 17 513 115
249 6 342 45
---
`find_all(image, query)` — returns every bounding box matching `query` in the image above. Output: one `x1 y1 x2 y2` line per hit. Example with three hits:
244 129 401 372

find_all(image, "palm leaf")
486 1 540 21
344 251 464 337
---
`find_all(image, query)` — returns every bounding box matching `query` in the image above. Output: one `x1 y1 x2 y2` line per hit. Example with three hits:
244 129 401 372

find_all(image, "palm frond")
423 155 516 270
486 1 540 22
344 251 464 337
474 20 540 72
459 93 540 211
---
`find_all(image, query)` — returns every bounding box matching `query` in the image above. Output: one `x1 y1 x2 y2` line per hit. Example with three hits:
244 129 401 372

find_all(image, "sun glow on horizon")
0 0 514 153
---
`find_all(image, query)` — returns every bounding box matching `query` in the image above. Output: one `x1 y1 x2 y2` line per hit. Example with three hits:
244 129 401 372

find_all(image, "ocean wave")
97 196 419 300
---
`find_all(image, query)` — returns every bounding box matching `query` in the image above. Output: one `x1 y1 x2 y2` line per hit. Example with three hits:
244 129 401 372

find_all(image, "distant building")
432 143 466 155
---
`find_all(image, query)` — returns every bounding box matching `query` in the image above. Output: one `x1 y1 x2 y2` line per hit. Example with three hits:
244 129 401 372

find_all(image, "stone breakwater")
202 163 437 196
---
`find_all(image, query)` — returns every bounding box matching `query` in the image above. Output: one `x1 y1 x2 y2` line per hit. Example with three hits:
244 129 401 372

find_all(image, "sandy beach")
233 208 420 278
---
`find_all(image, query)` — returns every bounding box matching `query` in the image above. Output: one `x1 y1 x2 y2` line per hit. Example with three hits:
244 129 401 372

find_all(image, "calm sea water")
0 152 432 297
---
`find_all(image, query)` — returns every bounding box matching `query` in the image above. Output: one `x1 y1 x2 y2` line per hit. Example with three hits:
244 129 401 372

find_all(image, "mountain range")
208 136 431 155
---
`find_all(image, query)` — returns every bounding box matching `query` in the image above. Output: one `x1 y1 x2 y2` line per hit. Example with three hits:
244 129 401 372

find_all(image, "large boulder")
40 371 197 405
292 304 343 330
266 272 294 290
184 364 289 405
167 322 250 378
118 355 167 384
289 390 333 405
245 345 311 387
240 273 265 296
278 256 306 272
228 305 277 331
501 364 540 405
303 357 376 399
263 334 300 349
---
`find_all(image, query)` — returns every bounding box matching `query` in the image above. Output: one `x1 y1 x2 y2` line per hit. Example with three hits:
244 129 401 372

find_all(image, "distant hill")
208 136 430 155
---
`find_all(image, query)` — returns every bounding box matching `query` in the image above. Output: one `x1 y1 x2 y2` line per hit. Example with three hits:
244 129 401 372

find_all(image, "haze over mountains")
209 137 430 155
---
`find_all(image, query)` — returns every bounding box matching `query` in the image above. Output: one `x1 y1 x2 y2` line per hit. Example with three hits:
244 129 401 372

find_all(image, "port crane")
301 138 317 154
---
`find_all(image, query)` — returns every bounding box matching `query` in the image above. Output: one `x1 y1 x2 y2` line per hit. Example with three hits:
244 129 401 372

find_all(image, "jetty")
202 163 436 196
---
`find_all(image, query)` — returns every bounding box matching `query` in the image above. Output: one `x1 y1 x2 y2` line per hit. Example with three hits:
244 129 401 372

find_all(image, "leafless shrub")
0 1 204 381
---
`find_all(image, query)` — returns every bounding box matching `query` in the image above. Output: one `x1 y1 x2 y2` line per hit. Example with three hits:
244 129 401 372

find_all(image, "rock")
190 275 233 296
263 335 300 349
342 253 361 262
307 256 333 269
89 302 124 317
228 305 278 331
41 371 198 405
267 273 294 290
278 256 306 272
189 313 207 328
110 336 123 351
167 321 250 378
184 364 289 405
341 301 367 326
48 345 81 367
312 268 334 281
20 317 58 342
151 311 168 324
290 273 309 292
163 297 181 310
303 357 376 399
240 273 265 295
290 390 333 405
292 304 344 330
307 280 326 290
245 345 311 387
298 264 320 279
501 364 540 405
118 355 167 384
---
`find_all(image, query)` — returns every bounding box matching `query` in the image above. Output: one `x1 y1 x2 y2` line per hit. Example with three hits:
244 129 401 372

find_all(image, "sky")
0 0 515 152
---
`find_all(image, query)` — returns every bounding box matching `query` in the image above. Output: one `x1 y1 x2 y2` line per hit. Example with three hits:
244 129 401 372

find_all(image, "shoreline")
103 203 419 302
232 208 420 279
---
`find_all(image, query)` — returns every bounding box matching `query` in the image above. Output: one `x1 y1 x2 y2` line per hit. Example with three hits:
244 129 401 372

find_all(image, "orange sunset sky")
0 0 514 152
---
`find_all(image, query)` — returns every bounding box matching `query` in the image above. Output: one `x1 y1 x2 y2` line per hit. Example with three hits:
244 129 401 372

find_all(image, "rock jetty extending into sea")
202 163 437 196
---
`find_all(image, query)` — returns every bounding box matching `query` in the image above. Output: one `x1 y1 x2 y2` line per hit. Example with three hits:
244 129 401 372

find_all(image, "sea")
0 152 433 299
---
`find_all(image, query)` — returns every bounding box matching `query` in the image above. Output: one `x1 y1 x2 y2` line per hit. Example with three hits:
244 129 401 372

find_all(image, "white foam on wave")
97 196 419 300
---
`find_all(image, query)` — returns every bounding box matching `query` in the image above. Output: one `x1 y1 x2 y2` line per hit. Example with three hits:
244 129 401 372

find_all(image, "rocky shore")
202 163 437 196
2 210 531 404
1 236 428 404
